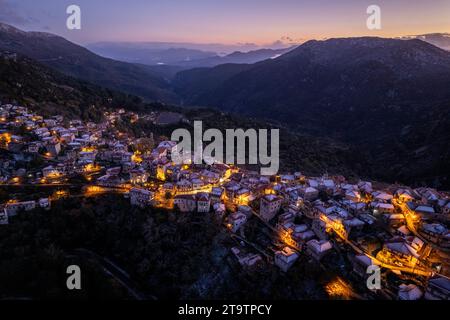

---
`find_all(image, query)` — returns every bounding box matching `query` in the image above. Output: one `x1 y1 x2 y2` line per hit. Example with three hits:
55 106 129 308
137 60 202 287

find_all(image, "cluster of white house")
0 197 50 225
1 103 449 300
127 146 450 299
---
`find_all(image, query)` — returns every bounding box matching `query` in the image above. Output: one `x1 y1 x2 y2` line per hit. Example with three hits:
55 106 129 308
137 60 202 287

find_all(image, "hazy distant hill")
176 47 294 68
174 37 450 188
0 22 178 103
87 41 293 69
87 42 218 66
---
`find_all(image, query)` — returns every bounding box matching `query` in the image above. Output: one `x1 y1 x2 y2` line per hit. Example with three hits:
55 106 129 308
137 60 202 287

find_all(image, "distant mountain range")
177 47 294 68
87 41 293 68
86 42 218 66
0 22 177 103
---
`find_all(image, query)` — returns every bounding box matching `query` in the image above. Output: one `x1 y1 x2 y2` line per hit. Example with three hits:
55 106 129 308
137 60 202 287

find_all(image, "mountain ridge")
173 36 450 188
0 22 178 103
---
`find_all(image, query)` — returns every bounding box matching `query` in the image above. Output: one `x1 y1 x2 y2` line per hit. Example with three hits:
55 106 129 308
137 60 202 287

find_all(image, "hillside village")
0 103 449 300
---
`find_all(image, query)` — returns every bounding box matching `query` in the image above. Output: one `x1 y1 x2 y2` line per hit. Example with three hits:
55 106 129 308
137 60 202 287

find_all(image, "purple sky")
1 0 449 45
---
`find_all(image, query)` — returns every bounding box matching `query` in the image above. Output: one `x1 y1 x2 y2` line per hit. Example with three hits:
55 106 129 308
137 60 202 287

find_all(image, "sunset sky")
1 0 449 46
